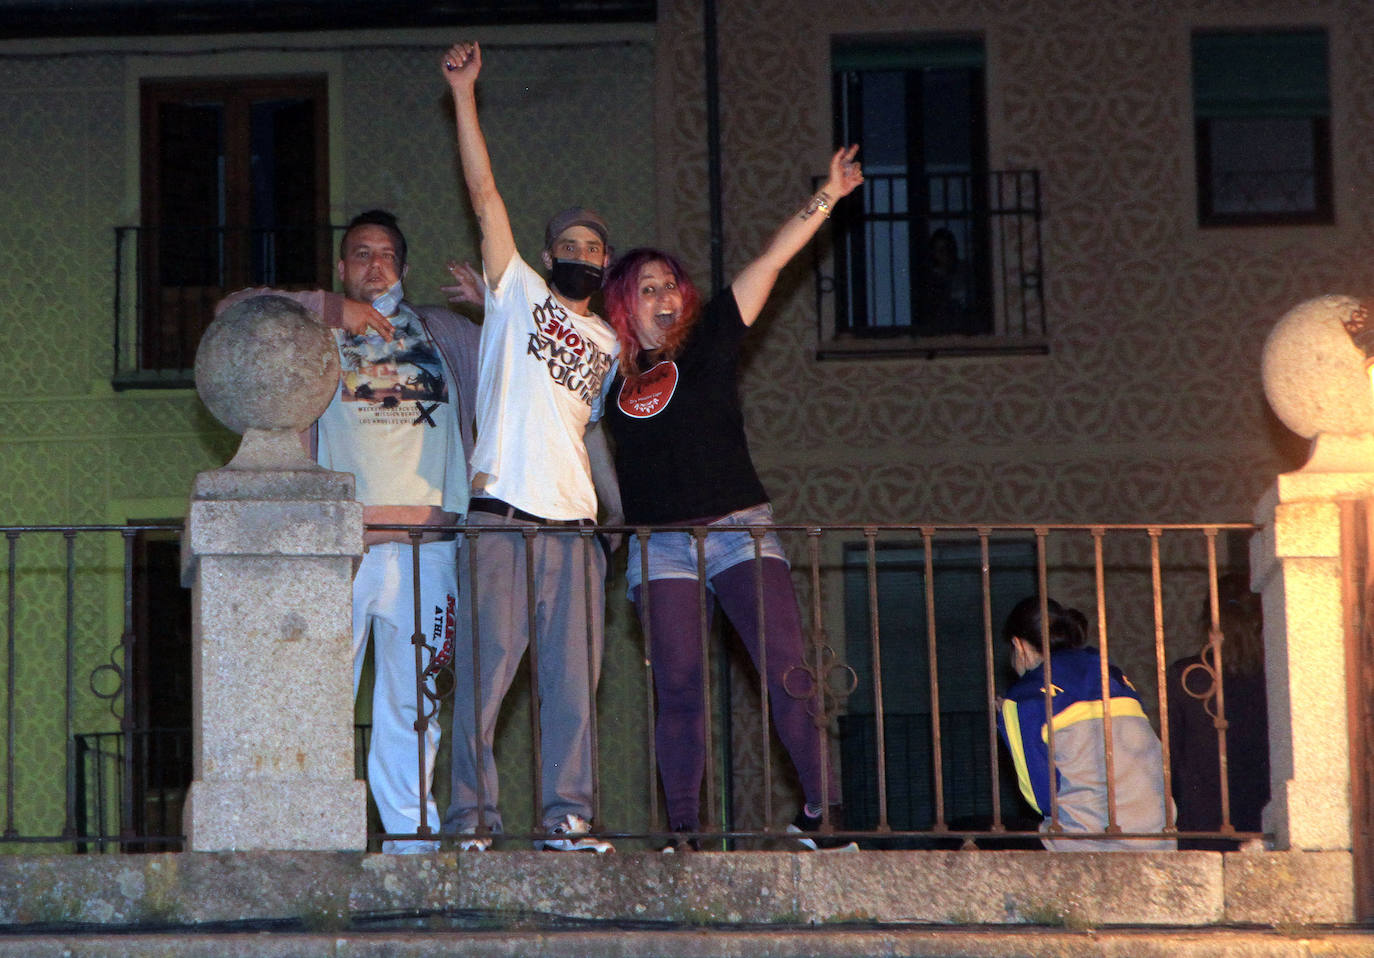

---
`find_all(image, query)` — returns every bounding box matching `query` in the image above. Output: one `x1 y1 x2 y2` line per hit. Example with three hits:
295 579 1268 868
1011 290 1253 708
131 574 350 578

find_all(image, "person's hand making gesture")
823 143 865 203
441 260 485 311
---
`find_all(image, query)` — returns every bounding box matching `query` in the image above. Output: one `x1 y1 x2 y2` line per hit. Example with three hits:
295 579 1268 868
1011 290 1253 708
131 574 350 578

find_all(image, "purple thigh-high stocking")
711 557 835 810
636 577 711 831
636 558 835 831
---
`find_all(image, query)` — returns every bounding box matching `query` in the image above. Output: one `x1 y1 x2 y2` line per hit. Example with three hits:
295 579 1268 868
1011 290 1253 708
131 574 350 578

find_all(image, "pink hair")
603 248 703 379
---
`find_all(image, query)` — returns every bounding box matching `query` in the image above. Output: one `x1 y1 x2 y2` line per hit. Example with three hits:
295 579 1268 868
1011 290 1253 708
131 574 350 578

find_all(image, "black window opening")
839 538 1038 846
1192 28 1332 227
118 75 331 386
825 37 1045 354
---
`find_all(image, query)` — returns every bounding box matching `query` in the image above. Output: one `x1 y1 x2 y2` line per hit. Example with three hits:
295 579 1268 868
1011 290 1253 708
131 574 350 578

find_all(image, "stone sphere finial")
1262 294 1374 472
195 295 339 469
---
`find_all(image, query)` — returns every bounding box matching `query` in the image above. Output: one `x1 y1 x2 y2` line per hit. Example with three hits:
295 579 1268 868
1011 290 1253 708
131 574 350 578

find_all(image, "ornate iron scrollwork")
89 642 125 722
784 641 858 721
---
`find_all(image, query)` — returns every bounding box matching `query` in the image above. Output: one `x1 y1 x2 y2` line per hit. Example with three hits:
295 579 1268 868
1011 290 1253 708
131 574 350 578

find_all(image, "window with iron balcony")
818 36 1046 360
114 75 332 390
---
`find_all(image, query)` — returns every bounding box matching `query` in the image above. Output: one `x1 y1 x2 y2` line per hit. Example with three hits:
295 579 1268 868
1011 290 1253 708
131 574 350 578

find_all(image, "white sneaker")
535 813 614 853
458 835 492 852
787 806 859 852
785 823 859 853
383 839 440 854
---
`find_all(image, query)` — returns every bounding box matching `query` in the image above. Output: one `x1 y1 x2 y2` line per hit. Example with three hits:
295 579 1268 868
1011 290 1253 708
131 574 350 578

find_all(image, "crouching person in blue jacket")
996 596 1175 850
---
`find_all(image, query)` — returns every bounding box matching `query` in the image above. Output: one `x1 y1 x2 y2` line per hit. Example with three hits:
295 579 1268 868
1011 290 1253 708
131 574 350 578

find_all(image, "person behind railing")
597 146 865 851
217 208 481 853
1167 573 1269 850
924 227 973 333
996 596 1175 851
441 41 623 853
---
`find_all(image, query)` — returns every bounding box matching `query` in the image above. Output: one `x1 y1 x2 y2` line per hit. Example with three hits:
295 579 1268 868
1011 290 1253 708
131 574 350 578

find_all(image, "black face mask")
550 258 604 302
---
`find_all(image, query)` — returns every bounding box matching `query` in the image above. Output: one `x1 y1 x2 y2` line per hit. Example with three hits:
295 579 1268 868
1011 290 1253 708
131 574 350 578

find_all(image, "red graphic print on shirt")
426 593 457 674
526 295 614 407
617 361 678 418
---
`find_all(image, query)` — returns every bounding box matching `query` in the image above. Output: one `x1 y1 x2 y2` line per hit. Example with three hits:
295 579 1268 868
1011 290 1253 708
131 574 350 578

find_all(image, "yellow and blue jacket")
997 647 1174 850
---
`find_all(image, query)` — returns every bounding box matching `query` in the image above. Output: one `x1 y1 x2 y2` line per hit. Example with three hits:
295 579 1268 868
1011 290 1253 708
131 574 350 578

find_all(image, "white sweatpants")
352 540 455 853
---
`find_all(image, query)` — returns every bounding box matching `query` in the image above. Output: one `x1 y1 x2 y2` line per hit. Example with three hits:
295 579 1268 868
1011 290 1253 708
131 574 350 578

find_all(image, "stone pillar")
1254 294 1372 855
1252 476 1363 852
181 294 367 851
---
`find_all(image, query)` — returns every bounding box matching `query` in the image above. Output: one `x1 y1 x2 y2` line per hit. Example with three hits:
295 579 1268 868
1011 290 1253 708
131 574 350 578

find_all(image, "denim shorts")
625 502 790 596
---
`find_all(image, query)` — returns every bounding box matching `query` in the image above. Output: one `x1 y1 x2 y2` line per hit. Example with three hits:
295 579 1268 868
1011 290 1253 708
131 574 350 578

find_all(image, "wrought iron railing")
816 169 1046 357
73 728 189 852
112 225 340 390
5 520 1263 852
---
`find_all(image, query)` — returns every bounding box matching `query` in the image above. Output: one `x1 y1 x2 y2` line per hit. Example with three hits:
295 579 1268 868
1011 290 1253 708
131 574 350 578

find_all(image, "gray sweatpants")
445 510 606 834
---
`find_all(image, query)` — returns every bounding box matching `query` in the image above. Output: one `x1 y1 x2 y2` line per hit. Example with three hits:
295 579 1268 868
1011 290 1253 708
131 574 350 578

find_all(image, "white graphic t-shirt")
471 255 618 521
315 304 467 512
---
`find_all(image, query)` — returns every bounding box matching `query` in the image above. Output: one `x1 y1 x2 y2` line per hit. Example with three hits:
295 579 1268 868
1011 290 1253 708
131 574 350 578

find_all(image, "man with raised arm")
441 40 621 853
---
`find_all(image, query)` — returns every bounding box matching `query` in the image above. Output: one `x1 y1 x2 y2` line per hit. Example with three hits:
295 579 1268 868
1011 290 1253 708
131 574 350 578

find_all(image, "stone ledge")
0 849 1353 930
2 927 1374 958
794 850 1223 926
1224 850 1355 925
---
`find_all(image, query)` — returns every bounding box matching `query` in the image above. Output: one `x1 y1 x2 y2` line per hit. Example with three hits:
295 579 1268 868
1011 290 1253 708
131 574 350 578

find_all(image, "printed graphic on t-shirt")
337 313 447 426
526 294 614 407
617 360 678 418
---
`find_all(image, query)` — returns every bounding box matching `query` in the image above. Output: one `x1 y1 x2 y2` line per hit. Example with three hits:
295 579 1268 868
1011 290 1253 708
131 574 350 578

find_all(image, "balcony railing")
112 225 341 390
816 169 1046 359
73 728 189 852
4 520 1261 852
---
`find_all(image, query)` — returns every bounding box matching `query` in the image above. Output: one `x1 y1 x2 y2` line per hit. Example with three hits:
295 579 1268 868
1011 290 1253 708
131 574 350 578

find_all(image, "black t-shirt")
605 289 769 525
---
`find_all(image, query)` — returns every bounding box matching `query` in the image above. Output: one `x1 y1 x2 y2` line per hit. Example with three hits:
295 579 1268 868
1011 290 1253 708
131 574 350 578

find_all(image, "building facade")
0 0 1367 862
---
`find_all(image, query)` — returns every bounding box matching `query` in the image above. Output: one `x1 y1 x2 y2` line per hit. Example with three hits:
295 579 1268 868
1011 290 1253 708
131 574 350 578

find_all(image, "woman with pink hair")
602 147 863 849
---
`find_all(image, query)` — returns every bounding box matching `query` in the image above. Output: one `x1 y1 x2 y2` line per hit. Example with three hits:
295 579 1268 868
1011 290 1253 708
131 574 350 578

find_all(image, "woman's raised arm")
732 144 864 326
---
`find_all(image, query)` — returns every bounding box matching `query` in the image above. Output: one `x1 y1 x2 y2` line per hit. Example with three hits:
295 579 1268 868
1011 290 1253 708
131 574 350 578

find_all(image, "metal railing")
817 169 1046 357
112 225 341 389
3 520 1263 852
73 728 188 852
0 523 179 848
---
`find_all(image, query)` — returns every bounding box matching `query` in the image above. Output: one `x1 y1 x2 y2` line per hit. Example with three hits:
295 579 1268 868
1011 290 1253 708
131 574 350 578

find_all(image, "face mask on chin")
371 279 404 318
549 259 604 302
